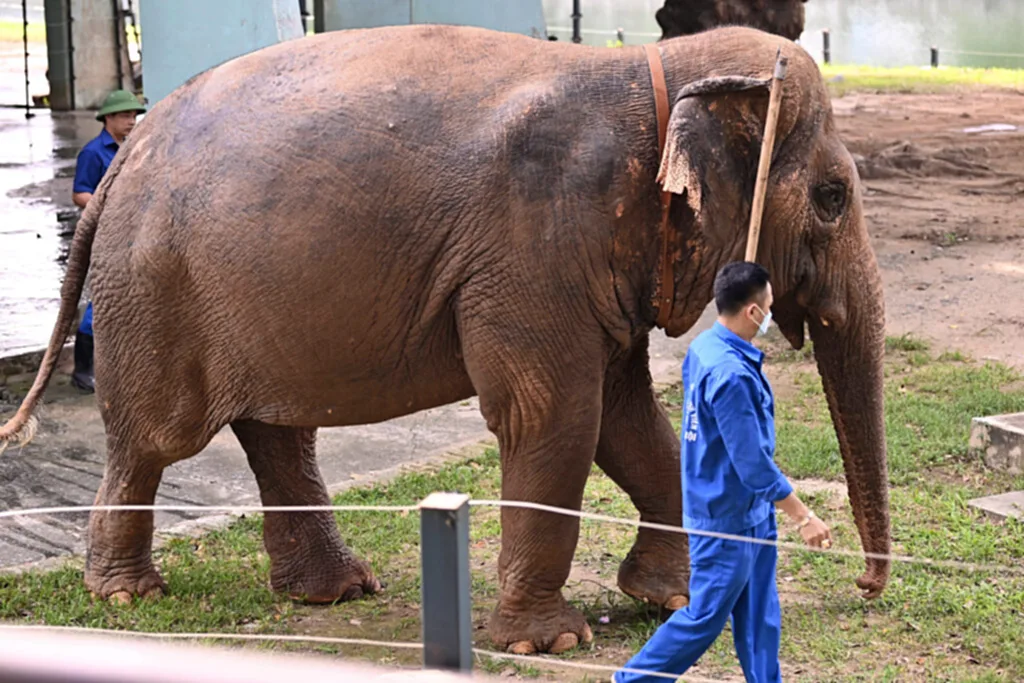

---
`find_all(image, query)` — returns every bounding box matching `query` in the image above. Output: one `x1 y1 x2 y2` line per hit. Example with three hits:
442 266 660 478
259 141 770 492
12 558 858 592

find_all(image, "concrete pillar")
317 0 547 38
45 0 132 111
138 0 304 108
320 0 410 31
70 0 132 109
43 0 74 110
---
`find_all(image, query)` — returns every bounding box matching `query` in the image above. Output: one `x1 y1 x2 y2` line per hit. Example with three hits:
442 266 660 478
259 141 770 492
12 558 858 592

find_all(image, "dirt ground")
833 89 1024 368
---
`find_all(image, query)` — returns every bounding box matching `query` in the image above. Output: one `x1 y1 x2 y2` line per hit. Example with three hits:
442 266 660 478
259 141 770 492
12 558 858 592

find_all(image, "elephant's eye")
813 181 847 223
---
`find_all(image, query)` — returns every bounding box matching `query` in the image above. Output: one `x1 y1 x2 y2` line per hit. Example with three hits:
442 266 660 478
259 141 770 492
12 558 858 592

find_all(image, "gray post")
313 0 325 33
571 0 581 43
822 28 830 64
21 0 34 118
419 492 472 672
931 46 939 68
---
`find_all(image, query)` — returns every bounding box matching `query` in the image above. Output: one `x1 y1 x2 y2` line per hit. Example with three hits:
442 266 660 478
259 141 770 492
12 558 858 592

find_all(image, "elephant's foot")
84 559 167 603
270 545 381 604
616 546 690 611
487 592 594 655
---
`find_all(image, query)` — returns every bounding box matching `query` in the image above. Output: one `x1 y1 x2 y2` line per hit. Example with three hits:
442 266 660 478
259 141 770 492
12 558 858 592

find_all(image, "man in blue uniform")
614 262 832 683
69 89 146 392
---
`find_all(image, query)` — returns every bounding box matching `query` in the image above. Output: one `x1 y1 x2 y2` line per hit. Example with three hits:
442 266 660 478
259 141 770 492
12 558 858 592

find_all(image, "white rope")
472 648 721 682
938 48 1024 59
0 625 717 681
471 499 1024 576
1 499 1022 576
546 24 661 39
0 503 418 520
0 624 422 650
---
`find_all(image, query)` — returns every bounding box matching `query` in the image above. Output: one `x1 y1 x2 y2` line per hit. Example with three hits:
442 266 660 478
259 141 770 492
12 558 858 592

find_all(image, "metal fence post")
822 28 831 64
21 0 34 119
571 0 581 43
419 492 472 673
931 46 939 68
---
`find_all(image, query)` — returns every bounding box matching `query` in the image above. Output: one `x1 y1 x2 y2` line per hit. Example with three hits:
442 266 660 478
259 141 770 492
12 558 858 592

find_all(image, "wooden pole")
745 48 788 263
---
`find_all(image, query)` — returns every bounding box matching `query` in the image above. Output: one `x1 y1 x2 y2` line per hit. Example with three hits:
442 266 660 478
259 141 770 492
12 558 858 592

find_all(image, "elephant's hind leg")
84 435 193 602
230 419 380 603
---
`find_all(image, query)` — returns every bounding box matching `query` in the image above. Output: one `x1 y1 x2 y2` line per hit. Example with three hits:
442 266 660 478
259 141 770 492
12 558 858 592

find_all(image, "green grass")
0 21 140 45
1 344 1023 681
821 63 1024 95
0 20 45 44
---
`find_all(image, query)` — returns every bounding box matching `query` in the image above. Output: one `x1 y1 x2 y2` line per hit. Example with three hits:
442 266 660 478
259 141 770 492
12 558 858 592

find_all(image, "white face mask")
753 306 773 337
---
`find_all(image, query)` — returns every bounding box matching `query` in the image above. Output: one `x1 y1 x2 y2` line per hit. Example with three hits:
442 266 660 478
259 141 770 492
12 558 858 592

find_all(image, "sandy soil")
832 89 1024 367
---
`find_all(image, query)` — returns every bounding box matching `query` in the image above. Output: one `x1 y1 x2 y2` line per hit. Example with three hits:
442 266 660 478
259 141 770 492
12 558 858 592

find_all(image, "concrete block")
70 0 133 109
968 491 1024 522
968 413 1024 475
319 0 548 38
138 0 304 107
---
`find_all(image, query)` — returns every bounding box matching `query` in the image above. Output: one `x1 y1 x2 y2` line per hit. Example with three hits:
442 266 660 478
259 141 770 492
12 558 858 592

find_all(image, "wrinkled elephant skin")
0 25 889 654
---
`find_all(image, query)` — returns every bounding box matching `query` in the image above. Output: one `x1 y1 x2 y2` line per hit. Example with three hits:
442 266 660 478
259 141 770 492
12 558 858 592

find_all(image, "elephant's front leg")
462 316 604 654
596 336 690 610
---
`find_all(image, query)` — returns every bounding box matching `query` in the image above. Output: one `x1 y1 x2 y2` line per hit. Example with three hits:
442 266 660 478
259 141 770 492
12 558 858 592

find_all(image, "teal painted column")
138 0 304 108
319 0 547 38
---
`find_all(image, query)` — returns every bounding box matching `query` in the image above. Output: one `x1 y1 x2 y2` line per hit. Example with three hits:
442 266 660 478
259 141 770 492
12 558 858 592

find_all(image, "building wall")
138 0 304 108
70 0 130 109
318 0 547 38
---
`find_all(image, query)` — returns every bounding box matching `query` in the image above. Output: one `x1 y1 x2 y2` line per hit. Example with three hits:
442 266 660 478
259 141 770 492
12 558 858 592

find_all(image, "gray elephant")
0 24 890 655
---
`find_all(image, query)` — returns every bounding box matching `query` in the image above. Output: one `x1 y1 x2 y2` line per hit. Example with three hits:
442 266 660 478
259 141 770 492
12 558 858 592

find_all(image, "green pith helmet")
95 89 146 121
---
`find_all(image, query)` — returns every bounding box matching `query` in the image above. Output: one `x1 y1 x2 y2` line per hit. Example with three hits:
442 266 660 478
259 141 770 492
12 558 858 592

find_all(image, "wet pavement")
1 30 96 358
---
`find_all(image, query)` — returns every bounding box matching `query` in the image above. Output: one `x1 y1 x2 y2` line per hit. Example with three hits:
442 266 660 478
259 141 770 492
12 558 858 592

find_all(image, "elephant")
656 0 808 41
0 24 890 655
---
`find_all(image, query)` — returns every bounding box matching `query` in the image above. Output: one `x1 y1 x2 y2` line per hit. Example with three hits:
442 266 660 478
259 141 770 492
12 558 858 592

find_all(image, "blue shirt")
73 129 118 194
681 322 793 533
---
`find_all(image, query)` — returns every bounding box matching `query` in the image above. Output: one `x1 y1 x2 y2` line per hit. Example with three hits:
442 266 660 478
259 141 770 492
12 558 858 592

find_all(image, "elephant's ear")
657 76 773 245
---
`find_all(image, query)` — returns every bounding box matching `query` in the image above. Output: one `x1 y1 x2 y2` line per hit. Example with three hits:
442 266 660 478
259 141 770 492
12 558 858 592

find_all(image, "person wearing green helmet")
69 88 146 393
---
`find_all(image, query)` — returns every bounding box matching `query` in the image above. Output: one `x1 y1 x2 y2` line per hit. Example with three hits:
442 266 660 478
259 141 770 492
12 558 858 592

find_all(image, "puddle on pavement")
0 107 96 358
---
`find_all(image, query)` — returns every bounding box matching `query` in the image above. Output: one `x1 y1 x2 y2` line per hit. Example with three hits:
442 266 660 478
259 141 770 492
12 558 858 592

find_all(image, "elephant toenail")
665 595 689 610
508 640 537 655
549 633 580 654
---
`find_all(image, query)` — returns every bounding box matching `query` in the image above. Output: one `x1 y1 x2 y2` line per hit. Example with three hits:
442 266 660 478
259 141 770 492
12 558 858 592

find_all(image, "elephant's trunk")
807 256 891 598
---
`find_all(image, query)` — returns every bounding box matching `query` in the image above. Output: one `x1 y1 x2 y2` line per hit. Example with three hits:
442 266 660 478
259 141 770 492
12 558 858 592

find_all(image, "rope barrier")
0 503 419 520
939 48 1024 60
0 499 1021 575
0 625 717 682
546 24 661 39
470 499 1024 576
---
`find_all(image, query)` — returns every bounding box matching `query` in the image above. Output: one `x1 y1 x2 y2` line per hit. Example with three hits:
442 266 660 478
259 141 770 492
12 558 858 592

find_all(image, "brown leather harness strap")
643 43 675 330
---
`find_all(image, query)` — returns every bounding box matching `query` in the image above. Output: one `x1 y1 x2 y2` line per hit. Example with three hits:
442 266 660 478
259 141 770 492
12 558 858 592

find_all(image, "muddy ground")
834 89 1024 367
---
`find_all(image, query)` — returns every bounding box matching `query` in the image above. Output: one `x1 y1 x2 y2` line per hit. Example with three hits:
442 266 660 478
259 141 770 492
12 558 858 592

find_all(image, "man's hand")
798 513 832 549
776 492 833 549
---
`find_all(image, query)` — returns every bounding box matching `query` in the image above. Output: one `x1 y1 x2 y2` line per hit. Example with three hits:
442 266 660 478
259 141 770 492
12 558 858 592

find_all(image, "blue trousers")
79 301 93 336
614 515 782 683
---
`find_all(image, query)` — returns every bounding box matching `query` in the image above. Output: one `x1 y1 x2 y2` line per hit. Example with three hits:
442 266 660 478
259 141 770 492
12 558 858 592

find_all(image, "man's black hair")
714 261 771 315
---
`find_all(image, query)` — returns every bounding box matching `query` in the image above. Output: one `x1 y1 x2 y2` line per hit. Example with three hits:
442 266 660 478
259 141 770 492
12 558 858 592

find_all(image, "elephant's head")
657 28 890 597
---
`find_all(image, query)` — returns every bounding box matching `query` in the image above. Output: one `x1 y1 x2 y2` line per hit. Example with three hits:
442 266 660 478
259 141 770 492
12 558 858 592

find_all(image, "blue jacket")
73 129 119 194
680 322 793 533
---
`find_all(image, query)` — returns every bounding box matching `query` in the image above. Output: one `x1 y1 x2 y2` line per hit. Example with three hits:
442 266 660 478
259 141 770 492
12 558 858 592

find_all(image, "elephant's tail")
0 146 127 455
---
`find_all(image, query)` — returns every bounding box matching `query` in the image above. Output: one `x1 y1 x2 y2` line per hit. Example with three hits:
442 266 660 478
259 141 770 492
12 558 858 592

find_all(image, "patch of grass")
2 346 1024 681
886 333 930 353
820 63 1024 96
0 21 45 44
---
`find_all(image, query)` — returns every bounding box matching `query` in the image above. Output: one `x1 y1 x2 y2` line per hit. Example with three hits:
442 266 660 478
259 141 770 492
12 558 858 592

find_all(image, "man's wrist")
794 509 816 529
